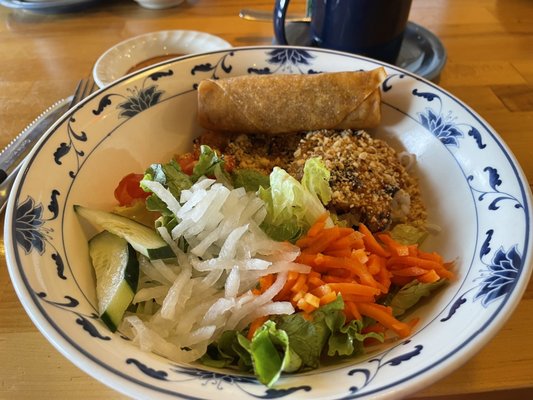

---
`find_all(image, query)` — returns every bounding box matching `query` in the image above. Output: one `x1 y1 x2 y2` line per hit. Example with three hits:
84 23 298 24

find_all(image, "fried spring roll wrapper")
197 68 386 135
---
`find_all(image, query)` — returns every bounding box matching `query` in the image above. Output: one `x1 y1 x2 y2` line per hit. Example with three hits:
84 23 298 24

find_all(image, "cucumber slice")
89 230 139 332
75 205 174 259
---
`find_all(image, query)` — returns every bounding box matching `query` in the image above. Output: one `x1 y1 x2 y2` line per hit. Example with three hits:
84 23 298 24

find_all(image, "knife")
0 96 72 211
0 97 72 184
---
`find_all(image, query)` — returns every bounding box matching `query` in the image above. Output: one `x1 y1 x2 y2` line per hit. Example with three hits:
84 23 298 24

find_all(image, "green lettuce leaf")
390 279 448 316
142 159 192 215
191 145 227 182
274 312 324 369
249 320 302 386
201 296 385 387
145 159 192 198
258 158 332 242
231 168 270 192
301 157 331 204
200 330 252 370
141 145 232 217
326 314 384 356
390 224 428 245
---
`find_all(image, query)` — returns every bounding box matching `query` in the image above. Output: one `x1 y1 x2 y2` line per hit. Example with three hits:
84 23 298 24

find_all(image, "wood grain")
0 0 532 399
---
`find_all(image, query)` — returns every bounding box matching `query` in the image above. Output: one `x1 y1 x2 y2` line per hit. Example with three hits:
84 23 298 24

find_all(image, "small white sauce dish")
93 30 232 88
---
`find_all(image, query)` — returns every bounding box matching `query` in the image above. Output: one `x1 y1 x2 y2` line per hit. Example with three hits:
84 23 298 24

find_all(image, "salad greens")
140 145 333 244
390 223 429 246
389 279 448 317
92 144 452 388
258 158 332 242
202 296 383 386
142 145 225 215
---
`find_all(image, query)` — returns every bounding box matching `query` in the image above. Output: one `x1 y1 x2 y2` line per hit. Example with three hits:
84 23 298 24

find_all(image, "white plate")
93 30 232 88
5 46 532 400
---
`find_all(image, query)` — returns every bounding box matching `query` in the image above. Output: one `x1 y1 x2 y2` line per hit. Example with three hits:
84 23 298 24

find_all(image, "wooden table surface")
0 0 532 399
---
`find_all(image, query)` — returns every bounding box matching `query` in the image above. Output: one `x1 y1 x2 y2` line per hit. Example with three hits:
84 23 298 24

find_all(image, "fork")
0 77 97 212
68 77 97 110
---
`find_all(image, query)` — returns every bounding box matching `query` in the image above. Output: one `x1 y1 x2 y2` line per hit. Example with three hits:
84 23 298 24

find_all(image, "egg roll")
197 68 386 135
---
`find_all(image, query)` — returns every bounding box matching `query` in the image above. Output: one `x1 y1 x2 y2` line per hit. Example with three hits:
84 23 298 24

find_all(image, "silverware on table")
0 99 72 184
239 8 311 23
0 77 96 212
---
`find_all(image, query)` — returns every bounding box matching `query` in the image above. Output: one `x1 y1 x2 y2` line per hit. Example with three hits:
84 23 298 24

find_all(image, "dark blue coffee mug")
274 0 412 64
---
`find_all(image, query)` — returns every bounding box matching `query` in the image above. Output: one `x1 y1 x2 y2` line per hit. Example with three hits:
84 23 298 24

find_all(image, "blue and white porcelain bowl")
5 46 532 400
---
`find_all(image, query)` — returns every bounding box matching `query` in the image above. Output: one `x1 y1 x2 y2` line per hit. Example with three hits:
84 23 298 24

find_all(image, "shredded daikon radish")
139 256 172 285
182 325 217 347
140 180 181 216
202 297 235 325
156 226 185 259
226 272 288 331
224 267 241 298
193 257 271 272
126 176 305 363
133 286 169 304
150 258 177 280
239 301 295 329
160 263 192 319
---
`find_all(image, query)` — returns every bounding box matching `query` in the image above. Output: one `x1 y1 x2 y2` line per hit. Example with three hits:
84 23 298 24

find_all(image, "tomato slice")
114 173 149 206
177 152 197 175
114 150 233 206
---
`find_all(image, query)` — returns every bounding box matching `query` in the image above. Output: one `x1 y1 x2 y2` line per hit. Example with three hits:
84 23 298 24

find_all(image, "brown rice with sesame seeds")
195 129 427 233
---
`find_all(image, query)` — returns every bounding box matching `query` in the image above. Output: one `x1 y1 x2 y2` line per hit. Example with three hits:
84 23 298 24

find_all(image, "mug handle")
273 0 291 45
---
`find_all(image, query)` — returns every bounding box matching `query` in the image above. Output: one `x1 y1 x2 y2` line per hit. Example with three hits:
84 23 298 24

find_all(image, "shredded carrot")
408 244 419 256
322 274 354 283
247 315 268 340
291 274 308 293
345 301 362 321
362 322 387 346
377 233 410 256
305 212 329 238
308 273 325 288
367 254 384 274
292 290 305 303
417 249 443 263
358 302 411 338
326 231 365 251
295 253 318 267
391 266 428 277
297 297 316 313
262 215 454 342
310 284 332 297
359 223 390 257
391 275 415 286
324 248 353 258
327 282 381 297
299 227 343 254
387 255 443 270
259 274 274 291
352 248 369 264
304 293 320 308
375 263 392 293
342 294 376 303
319 291 338 305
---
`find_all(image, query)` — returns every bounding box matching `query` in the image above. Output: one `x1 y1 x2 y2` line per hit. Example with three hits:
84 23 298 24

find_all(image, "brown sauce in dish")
127 54 184 74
